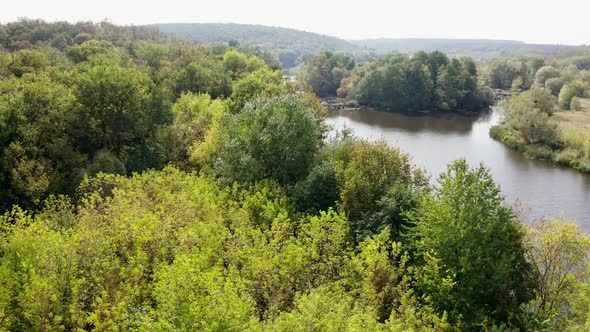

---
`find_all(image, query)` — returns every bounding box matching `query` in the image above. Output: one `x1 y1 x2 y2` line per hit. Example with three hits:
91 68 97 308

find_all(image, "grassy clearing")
553 107 590 165
571 97 590 112
491 103 590 173
551 107 590 171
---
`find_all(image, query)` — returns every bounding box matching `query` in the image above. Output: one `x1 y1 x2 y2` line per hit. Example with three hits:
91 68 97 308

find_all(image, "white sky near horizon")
1 0 589 45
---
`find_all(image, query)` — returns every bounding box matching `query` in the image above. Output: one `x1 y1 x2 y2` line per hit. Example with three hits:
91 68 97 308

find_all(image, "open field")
572 97 590 112
553 103 590 133
551 104 590 171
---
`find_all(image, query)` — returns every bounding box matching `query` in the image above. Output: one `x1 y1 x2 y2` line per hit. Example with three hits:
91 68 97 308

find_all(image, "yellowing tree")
524 218 590 330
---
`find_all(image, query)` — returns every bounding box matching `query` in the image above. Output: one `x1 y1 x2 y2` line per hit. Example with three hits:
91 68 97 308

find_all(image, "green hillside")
153 23 354 68
350 38 571 58
152 24 578 68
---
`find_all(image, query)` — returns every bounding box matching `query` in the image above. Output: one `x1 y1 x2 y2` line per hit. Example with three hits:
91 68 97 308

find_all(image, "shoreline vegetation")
321 86 513 115
299 51 492 114
322 97 487 116
490 93 590 174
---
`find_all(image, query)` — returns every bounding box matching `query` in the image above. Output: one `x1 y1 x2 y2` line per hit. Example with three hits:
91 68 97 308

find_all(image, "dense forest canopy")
0 19 282 211
0 19 589 331
300 51 490 112
297 51 356 97
0 18 166 50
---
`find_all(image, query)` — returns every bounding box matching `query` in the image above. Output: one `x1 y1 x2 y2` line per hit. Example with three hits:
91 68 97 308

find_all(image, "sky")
1 0 589 45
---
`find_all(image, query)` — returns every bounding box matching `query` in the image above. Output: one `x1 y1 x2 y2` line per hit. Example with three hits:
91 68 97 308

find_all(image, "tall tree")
408 160 536 327
73 63 155 154
216 94 324 185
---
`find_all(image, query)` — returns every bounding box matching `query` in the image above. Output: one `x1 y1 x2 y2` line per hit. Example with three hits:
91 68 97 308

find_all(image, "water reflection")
336 108 487 134
327 107 590 232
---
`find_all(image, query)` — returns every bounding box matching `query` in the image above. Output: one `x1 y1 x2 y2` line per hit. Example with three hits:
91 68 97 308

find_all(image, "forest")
0 19 589 331
299 51 490 112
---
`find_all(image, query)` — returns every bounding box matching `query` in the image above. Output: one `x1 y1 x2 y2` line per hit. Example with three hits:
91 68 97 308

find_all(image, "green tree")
363 183 423 241
0 73 84 209
277 49 298 69
534 66 560 87
508 87 555 115
268 286 382 331
405 61 434 110
526 58 545 87
349 52 485 113
523 218 590 330
222 50 266 80
228 67 287 112
8 49 50 77
408 160 536 327
66 40 119 64
559 81 585 110
487 60 521 90
84 149 126 176
157 92 226 169
73 63 155 154
502 88 559 145
170 58 231 98
152 253 258 331
338 140 427 240
512 109 558 145
136 41 169 72
300 51 355 97
545 77 565 96
216 94 323 185
292 160 339 214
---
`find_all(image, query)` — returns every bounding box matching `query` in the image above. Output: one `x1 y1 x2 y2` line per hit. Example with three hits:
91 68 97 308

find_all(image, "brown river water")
327 106 590 232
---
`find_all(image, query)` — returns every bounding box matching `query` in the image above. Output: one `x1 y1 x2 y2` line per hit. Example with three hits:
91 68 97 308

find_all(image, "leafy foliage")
0 21 286 210
1 19 589 332
502 88 558 144
408 160 536 328
157 92 226 169
299 51 355 97
522 218 590 330
535 66 561 87
216 94 324 185
340 52 488 112
229 67 287 112
0 19 165 51
73 63 156 153
336 140 427 240
292 160 340 214
559 81 585 110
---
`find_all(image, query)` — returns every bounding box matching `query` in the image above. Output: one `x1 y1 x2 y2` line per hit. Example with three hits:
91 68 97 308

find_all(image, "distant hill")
152 23 354 69
349 38 571 58
151 23 577 68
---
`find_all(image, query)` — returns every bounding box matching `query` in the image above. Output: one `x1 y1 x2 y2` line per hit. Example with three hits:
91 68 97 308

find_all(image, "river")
326 106 590 232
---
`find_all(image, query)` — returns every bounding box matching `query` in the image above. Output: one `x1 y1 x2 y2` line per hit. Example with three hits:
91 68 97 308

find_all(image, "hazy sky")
2 0 589 45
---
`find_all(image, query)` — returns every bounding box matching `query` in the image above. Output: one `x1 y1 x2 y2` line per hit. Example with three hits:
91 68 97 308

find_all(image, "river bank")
323 91 590 175
489 106 590 174
327 106 590 232
321 97 489 116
